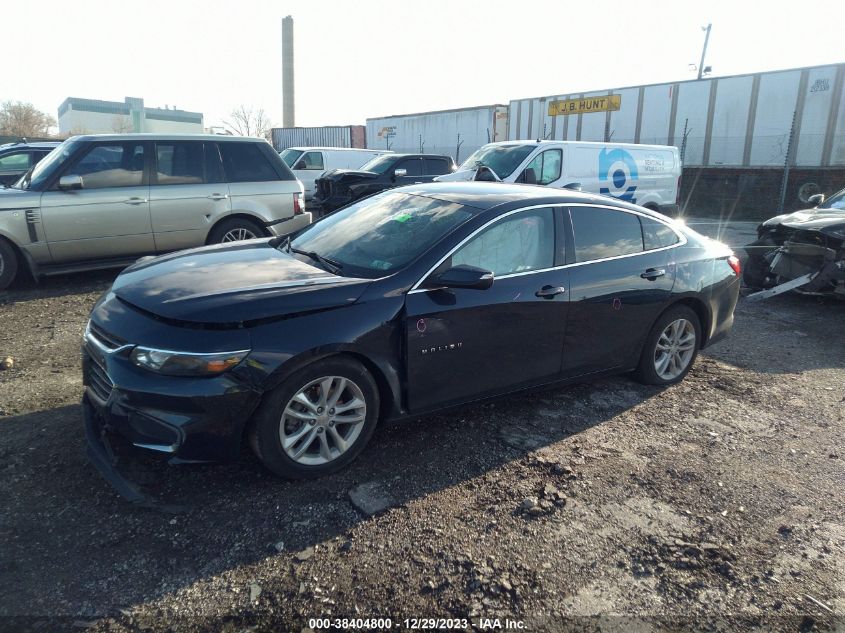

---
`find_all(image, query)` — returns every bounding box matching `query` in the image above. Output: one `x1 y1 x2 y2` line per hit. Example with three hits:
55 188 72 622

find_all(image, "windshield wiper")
290 247 343 275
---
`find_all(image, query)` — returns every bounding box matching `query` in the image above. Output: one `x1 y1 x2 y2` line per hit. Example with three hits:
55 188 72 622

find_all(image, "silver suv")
0 134 310 290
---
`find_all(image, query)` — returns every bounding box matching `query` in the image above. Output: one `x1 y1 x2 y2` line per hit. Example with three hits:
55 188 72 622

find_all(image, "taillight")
293 193 304 215
676 176 681 206
728 255 741 275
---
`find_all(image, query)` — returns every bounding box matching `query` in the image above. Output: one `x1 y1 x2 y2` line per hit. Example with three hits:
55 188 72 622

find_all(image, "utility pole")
697 23 712 80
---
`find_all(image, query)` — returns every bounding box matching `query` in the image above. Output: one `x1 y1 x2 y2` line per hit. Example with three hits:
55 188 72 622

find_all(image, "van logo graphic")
599 148 638 203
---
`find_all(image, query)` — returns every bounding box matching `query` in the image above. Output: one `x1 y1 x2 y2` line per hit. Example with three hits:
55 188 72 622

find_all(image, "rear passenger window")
570 207 643 262
641 216 680 250
395 158 422 176
219 143 278 183
424 158 450 175
155 142 204 185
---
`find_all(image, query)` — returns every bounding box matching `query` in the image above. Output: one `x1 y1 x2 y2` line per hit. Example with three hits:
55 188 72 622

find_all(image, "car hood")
433 169 475 182
0 187 38 203
762 207 845 231
112 240 370 325
318 169 380 182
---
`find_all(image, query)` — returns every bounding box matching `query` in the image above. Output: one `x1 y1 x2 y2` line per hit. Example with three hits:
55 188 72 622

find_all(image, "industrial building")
507 61 845 216
366 105 508 164
57 97 204 135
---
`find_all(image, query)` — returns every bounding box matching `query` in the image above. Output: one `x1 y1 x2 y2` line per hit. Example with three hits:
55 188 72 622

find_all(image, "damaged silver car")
743 187 845 300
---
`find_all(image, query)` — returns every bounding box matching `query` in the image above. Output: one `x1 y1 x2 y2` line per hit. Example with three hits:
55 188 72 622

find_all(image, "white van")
436 140 681 214
279 147 392 200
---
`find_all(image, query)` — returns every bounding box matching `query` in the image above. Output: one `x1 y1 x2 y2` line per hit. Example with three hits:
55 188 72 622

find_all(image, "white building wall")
607 87 639 144
750 70 801 167
59 110 132 134
674 80 712 166
709 75 754 166
796 66 839 166
639 84 673 146
142 118 205 134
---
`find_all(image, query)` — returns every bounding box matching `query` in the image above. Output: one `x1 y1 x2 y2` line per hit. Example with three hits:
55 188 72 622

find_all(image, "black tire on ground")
207 217 266 244
742 253 770 289
633 305 701 386
249 356 380 479
0 238 19 291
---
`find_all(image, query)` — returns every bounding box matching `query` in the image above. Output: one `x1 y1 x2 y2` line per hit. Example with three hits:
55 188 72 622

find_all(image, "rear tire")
0 239 19 291
633 305 701 385
250 356 380 479
208 217 266 244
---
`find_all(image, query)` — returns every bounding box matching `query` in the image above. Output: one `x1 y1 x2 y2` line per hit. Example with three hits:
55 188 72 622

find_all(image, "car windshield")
279 148 303 168
819 188 845 210
17 141 74 190
290 190 474 278
359 155 397 174
459 144 536 179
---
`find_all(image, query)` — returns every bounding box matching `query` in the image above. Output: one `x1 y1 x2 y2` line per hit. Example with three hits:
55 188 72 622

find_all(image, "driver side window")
523 150 562 185
449 208 555 276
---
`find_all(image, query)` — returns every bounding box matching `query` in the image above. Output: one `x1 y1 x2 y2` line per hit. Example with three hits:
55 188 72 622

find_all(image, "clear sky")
4 0 843 131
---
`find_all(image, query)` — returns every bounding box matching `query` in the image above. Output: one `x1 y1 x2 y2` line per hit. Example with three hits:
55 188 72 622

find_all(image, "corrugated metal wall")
507 62 845 168
270 125 366 151
366 105 508 164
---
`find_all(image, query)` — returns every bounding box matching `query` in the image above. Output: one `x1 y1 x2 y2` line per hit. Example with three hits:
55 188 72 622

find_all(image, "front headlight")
130 347 250 376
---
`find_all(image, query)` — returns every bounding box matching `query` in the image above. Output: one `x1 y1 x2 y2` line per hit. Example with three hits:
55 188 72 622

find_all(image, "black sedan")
82 183 740 499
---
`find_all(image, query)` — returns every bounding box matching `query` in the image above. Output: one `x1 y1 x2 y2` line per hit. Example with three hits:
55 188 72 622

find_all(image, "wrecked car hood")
318 169 380 182
112 240 370 325
762 207 845 232
433 169 475 182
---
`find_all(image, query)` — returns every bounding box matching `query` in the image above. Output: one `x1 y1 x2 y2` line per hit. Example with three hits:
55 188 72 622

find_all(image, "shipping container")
270 125 366 152
507 62 845 169
366 105 508 164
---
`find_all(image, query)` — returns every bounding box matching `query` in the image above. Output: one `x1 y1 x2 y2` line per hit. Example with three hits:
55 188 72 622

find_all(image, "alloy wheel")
653 318 696 380
279 376 367 465
221 227 258 242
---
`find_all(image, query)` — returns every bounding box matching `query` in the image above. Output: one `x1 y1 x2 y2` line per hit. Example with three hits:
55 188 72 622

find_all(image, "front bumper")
314 191 354 213
82 345 261 464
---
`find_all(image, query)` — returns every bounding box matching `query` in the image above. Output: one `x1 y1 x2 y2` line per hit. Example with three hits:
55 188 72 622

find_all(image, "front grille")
86 358 114 403
89 322 126 350
316 179 332 199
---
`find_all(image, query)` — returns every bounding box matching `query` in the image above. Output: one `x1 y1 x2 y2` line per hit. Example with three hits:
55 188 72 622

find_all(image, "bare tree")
0 101 57 137
224 105 272 138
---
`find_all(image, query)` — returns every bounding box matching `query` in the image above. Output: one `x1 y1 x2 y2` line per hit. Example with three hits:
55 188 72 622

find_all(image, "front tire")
633 305 701 385
250 356 380 478
0 239 19 291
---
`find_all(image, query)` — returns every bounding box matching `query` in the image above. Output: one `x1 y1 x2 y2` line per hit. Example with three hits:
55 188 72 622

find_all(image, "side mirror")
393 168 407 178
58 174 83 190
808 193 825 206
563 182 582 191
427 264 493 290
519 168 537 185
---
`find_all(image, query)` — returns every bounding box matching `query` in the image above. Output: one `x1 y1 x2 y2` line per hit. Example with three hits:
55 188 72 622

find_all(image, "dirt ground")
1 261 843 632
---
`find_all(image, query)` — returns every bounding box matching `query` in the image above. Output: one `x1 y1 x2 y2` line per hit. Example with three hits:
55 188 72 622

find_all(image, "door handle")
535 285 566 298
207 193 229 201
123 197 148 205
641 268 666 280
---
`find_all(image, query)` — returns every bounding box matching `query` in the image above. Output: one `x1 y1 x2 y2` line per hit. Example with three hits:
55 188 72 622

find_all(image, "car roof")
397 181 643 212
66 133 268 143
0 141 61 150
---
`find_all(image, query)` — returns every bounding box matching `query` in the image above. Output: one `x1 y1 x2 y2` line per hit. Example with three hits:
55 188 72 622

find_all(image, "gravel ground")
0 263 843 633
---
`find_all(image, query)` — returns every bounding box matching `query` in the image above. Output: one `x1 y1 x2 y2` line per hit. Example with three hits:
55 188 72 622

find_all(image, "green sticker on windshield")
393 212 412 223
